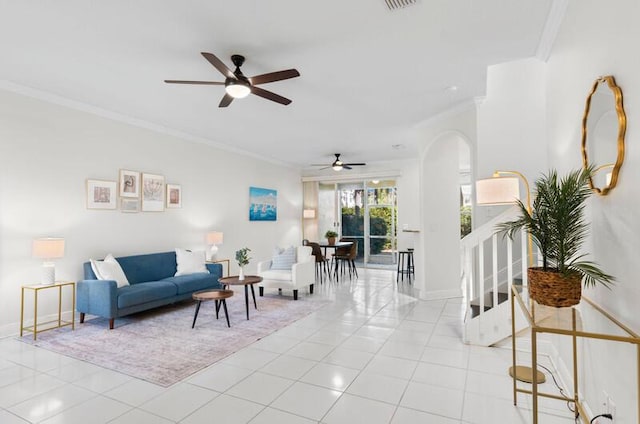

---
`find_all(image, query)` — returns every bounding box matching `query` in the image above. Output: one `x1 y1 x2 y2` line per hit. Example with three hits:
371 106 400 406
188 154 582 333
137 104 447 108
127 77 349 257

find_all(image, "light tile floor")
0 269 577 423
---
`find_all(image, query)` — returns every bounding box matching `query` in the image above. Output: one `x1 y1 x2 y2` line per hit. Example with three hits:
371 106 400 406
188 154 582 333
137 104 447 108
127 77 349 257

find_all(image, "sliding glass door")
366 182 397 266
330 180 397 268
338 183 365 262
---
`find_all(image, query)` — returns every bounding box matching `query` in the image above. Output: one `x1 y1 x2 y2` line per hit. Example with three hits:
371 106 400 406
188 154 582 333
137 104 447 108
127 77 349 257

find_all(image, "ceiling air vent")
384 0 417 11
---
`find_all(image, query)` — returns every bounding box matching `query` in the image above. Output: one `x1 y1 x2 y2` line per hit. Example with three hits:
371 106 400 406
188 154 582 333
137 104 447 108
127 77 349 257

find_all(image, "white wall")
420 134 462 298
415 106 477 299
0 89 302 336
545 0 640 421
476 57 548 226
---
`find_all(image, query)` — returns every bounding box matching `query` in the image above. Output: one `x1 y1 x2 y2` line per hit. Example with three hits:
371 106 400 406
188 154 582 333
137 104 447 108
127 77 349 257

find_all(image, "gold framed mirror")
581 75 626 195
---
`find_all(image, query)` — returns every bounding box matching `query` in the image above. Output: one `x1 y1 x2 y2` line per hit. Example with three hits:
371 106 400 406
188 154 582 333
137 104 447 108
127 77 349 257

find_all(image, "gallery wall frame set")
87 170 181 212
86 179 117 210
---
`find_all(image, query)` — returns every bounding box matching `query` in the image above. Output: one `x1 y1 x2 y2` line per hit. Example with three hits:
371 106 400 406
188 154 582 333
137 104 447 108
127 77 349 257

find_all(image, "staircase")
461 206 533 346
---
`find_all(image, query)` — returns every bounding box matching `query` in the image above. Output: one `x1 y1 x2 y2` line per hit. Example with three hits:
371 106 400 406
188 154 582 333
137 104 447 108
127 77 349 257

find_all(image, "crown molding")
0 80 294 169
535 0 569 62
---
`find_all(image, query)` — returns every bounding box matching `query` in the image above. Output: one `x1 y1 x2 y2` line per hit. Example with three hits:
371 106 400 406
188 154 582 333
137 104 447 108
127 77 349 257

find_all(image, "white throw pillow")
271 246 297 270
90 254 130 288
175 248 209 276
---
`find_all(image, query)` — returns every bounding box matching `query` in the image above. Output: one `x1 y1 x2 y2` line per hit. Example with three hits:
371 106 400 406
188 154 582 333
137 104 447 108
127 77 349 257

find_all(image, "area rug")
21 290 329 387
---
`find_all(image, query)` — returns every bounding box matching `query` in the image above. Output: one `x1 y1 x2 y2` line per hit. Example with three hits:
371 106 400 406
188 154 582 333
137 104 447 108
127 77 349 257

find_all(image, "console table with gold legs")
207 259 230 277
20 281 75 340
510 285 640 423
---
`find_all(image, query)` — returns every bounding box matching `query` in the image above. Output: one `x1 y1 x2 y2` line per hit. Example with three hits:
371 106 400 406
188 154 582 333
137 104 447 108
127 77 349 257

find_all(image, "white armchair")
257 246 315 300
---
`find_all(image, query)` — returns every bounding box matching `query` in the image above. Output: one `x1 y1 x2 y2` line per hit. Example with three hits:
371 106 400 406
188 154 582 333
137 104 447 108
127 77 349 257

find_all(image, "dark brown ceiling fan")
164 52 300 107
312 154 367 171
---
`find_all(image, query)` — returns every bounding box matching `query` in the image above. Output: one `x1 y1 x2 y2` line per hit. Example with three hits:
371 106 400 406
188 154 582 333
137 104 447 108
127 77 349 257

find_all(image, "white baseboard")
419 288 462 300
0 310 75 339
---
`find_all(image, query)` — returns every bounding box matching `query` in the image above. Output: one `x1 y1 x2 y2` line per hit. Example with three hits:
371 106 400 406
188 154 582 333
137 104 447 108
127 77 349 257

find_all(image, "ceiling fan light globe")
225 81 251 98
332 165 343 171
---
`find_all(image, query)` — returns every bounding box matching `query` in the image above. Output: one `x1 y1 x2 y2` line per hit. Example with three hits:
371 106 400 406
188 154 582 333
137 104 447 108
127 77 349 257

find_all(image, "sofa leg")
293 290 298 300
259 286 264 296
109 318 115 330
310 284 314 294
79 312 85 323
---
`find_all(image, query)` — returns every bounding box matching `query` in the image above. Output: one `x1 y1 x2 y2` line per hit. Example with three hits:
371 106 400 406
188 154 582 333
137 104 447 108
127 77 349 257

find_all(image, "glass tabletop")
512 285 638 341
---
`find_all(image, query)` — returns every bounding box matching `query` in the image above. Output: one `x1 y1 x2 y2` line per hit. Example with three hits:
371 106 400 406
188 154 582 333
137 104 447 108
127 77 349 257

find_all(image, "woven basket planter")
528 267 582 307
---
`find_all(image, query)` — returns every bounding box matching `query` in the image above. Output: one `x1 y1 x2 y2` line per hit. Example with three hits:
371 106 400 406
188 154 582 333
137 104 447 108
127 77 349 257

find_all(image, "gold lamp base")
509 366 546 384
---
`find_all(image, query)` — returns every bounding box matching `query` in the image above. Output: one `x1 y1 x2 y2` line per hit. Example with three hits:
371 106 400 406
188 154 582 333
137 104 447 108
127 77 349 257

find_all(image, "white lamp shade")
476 177 520 205
303 209 316 219
32 238 65 259
206 232 224 245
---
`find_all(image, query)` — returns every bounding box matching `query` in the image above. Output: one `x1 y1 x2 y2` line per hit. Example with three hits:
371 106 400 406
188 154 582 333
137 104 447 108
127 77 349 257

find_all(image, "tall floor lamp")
475 170 533 267
476 170 545 384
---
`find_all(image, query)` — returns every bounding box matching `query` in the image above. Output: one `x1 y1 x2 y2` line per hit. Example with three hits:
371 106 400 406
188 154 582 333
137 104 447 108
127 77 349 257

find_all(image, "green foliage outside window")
460 206 472 238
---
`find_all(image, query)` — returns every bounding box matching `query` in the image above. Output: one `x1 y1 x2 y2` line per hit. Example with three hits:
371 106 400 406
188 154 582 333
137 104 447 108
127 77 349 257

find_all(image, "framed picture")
120 198 140 213
142 173 165 212
87 179 117 210
249 187 277 221
119 169 140 198
166 184 182 208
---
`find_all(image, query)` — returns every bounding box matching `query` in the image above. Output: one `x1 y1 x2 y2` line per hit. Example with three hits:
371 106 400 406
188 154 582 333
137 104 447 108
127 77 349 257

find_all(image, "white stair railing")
461 206 531 322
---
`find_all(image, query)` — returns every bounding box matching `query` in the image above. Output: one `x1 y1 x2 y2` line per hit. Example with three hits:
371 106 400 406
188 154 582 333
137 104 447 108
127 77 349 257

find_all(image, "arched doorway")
419 131 473 299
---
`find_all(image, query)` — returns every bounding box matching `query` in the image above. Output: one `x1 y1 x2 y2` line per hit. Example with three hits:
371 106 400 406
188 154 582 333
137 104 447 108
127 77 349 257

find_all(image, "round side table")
192 289 234 328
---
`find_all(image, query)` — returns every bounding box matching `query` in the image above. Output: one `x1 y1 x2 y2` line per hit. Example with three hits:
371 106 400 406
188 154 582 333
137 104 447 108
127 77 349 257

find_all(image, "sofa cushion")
117 281 177 309
91 254 130 288
260 269 292 281
271 246 296 270
115 252 177 284
163 273 220 295
175 248 209 276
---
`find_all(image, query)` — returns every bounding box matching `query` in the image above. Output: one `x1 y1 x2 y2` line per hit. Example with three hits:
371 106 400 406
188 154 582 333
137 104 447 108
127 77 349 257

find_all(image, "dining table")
316 241 353 282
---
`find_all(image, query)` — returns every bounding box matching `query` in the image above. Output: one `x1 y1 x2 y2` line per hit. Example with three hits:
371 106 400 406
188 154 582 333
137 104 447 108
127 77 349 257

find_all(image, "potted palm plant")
496 166 614 307
325 230 338 246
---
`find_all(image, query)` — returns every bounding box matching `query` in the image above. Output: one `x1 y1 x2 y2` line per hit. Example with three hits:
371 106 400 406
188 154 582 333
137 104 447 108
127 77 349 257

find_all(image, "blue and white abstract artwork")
249 187 277 221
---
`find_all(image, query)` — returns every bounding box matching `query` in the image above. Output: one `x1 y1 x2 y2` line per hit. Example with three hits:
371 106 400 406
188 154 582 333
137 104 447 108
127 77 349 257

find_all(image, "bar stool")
397 249 415 283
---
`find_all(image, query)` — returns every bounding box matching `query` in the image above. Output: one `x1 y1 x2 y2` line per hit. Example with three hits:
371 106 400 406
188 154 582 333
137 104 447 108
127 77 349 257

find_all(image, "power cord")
590 413 613 423
531 364 613 423
536 364 578 421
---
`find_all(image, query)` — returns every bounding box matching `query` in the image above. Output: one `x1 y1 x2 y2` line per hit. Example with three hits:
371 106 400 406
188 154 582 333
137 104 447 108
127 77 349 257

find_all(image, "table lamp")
32 238 65 285
206 231 223 261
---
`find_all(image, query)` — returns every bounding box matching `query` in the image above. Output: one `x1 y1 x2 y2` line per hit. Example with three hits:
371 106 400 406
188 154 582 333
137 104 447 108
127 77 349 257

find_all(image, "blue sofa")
77 251 223 329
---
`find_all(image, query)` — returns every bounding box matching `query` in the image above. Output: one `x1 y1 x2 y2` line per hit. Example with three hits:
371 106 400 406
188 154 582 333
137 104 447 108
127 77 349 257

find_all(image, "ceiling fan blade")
319 166 332 170
343 165 353 170
218 93 234 108
201 52 234 79
250 69 300 85
344 163 366 166
250 86 292 105
164 80 224 85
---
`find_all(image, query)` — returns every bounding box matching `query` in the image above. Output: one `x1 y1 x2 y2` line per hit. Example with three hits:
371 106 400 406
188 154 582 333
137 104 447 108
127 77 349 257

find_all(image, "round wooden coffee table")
218 275 263 320
192 289 234 328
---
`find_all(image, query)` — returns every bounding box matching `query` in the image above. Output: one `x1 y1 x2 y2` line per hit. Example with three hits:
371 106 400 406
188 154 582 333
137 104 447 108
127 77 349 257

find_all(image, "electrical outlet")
602 390 616 422
606 396 616 421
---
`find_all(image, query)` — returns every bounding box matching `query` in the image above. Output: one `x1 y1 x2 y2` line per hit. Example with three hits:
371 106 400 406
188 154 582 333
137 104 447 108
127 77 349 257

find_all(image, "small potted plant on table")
496 167 614 307
325 230 338 246
235 247 251 280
